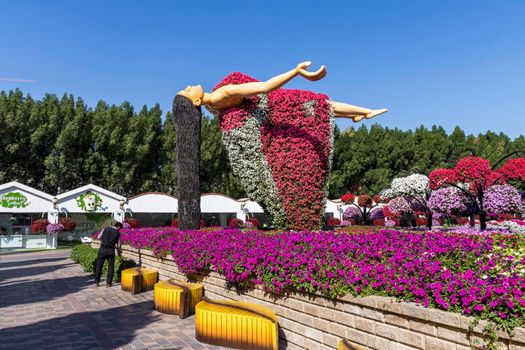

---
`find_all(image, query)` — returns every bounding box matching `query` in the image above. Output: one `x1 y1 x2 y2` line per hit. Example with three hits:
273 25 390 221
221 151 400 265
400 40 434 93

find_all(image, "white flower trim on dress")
221 94 288 227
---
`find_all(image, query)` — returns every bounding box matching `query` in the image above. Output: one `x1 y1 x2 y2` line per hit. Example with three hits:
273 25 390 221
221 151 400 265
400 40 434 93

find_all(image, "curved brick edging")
92 242 525 350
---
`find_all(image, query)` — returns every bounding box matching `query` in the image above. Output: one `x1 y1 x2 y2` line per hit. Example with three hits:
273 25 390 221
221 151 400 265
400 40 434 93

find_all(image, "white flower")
391 174 430 197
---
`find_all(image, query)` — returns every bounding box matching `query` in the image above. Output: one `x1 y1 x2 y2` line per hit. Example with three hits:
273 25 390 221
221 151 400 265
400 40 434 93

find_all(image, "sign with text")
0 192 30 208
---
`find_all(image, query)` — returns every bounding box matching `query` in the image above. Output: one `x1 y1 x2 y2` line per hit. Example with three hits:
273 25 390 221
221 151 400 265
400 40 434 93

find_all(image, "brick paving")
0 249 226 350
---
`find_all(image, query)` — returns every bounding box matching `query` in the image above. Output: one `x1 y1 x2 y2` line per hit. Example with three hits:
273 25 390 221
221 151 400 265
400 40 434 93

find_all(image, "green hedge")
71 244 136 282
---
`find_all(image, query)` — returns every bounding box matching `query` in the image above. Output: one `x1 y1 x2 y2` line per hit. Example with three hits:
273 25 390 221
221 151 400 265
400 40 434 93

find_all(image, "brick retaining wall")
92 242 525 350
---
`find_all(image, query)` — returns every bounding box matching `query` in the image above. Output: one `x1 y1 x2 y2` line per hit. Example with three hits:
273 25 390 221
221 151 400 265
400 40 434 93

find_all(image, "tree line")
1 89 523 198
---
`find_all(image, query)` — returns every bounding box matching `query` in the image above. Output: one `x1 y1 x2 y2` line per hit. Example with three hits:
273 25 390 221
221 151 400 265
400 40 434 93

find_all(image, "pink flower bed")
120 227 525 327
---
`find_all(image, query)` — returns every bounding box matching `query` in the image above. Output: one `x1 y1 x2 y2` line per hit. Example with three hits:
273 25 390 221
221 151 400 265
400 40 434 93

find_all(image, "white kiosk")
0 181 54 249
55 184 126 242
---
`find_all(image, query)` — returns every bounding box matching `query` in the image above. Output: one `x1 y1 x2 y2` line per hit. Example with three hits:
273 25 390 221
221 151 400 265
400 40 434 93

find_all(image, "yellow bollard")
121 267 158 294
195 298 279 350
153 279 203 319
338 339 367 350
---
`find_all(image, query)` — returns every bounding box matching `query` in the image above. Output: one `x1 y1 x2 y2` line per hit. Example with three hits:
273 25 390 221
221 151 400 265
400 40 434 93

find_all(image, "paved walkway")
0 249 225 350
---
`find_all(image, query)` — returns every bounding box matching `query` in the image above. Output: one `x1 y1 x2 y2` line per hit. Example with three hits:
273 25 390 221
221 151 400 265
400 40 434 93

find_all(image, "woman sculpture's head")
178 85 204 106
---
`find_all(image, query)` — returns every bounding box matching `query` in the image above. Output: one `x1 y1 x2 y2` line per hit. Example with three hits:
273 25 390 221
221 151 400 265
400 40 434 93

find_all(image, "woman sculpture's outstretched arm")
331 101 388 122
203 62 326 109
178 61 387 121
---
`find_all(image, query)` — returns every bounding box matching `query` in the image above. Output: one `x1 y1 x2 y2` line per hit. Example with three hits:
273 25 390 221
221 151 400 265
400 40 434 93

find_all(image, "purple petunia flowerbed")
120 227 525 324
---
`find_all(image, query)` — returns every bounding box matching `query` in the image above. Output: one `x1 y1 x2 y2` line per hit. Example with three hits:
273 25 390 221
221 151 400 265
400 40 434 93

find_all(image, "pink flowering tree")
429 156 525 230
428 187 469 217
390 174 435 230
342 194 379 225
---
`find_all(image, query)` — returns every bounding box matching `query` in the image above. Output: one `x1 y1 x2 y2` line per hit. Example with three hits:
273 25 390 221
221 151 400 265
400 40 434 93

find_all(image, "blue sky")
1 1 524 137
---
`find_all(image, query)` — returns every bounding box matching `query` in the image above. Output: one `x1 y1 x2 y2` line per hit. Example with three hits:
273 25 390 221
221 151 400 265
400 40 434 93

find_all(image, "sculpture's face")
178 85 204 105
84 194 96 211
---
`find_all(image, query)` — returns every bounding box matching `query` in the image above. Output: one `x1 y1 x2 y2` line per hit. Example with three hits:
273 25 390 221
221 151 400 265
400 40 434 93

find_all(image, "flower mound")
428 187 468 215
215 72 335 230
121 227 525 327
484 184 523 215
343 206 361 221
46 223 64 235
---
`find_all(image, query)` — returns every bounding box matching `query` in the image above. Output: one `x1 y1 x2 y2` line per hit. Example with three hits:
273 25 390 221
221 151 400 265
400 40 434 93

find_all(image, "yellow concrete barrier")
153 279 203 319
195 298 279 350
121 267 158 294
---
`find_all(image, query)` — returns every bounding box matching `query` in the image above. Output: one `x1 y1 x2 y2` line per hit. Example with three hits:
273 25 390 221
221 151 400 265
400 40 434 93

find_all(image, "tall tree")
159 112 177 194
120 104 162 195
44 97 92 192
0 90 34 185
85 101 133 194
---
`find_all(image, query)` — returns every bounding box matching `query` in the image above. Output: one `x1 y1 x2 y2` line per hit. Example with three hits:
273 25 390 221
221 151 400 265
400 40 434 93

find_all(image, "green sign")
0 192 30 208
76 191 103 211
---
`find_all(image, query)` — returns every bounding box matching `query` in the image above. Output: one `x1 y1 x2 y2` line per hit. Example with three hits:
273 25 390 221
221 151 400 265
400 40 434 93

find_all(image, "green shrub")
70 244 136 282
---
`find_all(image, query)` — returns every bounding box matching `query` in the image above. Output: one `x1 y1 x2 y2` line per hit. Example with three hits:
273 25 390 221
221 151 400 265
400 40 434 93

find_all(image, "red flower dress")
212 72 335 230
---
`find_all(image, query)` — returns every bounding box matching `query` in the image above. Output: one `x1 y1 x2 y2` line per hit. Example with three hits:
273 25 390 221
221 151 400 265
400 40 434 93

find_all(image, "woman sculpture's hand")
296 61 327 81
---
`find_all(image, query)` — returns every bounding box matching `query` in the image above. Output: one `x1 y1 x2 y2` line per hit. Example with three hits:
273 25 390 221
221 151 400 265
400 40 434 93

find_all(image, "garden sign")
76 191 103 212
0 192 30 208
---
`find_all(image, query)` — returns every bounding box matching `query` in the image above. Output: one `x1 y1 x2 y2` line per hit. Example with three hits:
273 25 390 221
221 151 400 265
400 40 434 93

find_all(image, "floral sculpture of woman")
174 62 388 230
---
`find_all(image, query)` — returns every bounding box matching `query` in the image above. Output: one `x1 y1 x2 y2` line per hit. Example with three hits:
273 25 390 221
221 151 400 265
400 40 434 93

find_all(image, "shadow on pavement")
0 261 76 282
0 301 160 350
0 257 69 269
0 274 92 309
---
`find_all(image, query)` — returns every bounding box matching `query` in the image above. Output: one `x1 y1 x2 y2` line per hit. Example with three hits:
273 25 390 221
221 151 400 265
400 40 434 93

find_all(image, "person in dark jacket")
94 222 123 287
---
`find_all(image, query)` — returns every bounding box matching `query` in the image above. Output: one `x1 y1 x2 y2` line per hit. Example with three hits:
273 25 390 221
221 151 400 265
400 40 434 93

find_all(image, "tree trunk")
363 208 371 226
400 211 411 228
469 214 475 227
426 209 433 231
173 95 201 230
480 211 487 231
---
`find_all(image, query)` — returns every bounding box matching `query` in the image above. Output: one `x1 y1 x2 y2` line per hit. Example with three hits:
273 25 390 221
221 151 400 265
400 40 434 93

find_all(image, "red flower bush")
373 218 385 226
456 156 505 191
340 193 355 204
456 156 492 181
228 217 244 228
32 219 49 234
416 217 428 226
247 217 261 229
429 168 457 190
124 218 140 229
216 72 334 230
382 206 394 218
326 217 341 227
59 218 76 232
357 194 374 208
498 158 525 181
